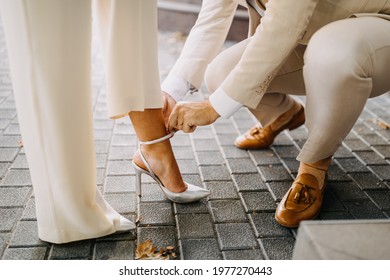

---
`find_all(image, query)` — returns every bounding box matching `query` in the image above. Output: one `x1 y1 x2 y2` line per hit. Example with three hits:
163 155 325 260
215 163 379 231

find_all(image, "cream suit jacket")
169 0 390 109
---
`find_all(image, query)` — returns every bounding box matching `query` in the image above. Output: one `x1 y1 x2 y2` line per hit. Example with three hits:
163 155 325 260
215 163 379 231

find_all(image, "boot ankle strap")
138 131 175 146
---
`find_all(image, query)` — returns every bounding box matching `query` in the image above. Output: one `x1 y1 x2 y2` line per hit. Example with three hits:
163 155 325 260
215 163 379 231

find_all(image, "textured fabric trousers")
0 0 160 243
205 16 390 163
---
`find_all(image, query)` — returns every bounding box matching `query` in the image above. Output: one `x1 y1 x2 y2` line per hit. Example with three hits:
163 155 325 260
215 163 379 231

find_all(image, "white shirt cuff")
161 75 191 102
209 88 242 119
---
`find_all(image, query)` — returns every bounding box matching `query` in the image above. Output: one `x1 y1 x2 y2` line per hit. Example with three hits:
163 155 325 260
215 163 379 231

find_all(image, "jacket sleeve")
168 0 238 89
218 0 320 108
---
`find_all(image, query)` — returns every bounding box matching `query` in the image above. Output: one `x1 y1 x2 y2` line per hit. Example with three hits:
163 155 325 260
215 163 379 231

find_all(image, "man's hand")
167 100 220 133
162 91 176 130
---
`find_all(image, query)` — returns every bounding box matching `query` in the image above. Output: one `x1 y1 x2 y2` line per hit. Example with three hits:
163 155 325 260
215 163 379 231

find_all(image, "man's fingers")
167 109 179 132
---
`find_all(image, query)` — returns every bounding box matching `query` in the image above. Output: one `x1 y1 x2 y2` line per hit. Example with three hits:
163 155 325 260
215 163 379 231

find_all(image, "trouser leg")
0 0 126 243
93 0 161 119
298 17 390 163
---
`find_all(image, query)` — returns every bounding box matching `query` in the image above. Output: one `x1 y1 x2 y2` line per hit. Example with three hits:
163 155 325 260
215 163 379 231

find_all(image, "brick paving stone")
281 158 300 175
111 134 137 146
336 158 369 173
3 123 20 135
352 123 374 135
216 133 240 146
250 212 292 238
328 181 369 201
321 189 346 212
182 174 203 187
216 223 258 250
221 145 250 159
227 158 258 174
0 162 8 178
1 169 31 186
0 208 21 231
349 172 386 190
0 187 30 207
96 168 106 186
0 135 21 147
240 191 277 213
273 145 300 159
365 190 390 211
8 221 47 247
222 249 264 260
93 119 114 130
319 211 355 220
174 200 209 214
94 140 110 154
354 151 387 165
343 200 387 219
180 238 222 260
177 159 199 174
10 154 28 169
21 197 36 220
267 181 291 201
106 160 133 175
213 122 237 135
95 153 108 169
343 138 371 151
249 149 281 166
193 139 220 152
94 241 135 260
334 145 356 158
360 133 389 146
104 193 136 214
137 226 178 250
287 127 308 140
0 147 18 162
138 182 168 202
176 213 215 239
0 119 10 130
204 181 239 200
368 165 390 181
104 175 135 193
258 165 292 182
170 134 191 147
272 133 294 146
210 200 248 223
199 165 232 181
233 173 267 191
260 237 295 260
93 129 112 141
113 124 134 135
371 145 390 159
173 146 197 160
108 146 135 160
50 241 92 260
138 202 175 226
2 247 47 260
0 109 16 119
328 163 352 181
196 151 225 165
0 233 9 256
190 127 215 139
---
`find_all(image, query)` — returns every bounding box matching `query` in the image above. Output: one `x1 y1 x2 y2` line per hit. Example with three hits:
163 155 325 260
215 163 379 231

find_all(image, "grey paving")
1 16 390 261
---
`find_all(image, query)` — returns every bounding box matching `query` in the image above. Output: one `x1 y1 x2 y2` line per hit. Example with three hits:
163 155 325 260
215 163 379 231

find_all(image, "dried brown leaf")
373 118 390 130
135 240 177 260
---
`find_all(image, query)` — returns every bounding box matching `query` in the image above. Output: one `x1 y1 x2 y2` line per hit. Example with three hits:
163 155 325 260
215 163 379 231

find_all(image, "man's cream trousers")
206 16 390 163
